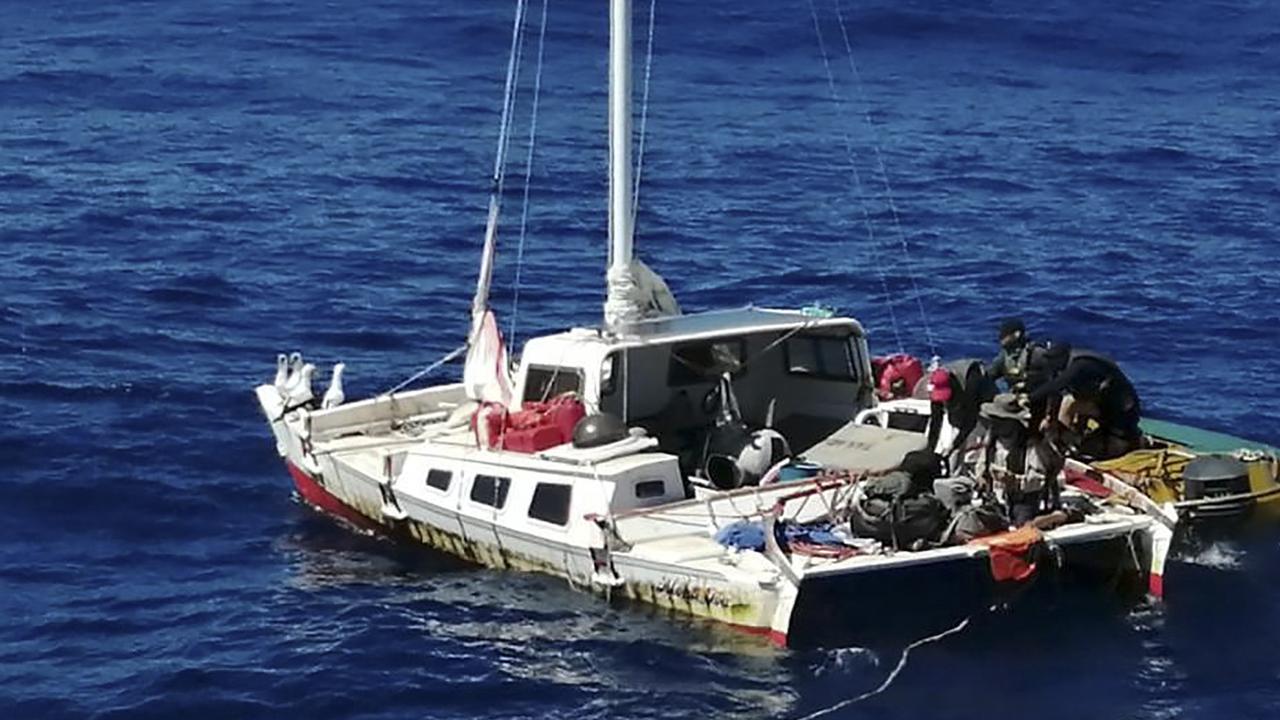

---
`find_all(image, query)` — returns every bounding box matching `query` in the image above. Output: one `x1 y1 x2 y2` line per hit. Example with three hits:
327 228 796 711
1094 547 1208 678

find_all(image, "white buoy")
286 363 316 408
322 363 346 409
273 354 289 394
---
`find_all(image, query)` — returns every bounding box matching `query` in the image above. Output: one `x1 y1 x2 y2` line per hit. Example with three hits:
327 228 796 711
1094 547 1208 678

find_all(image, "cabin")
512 306 876 481
269 307 879 558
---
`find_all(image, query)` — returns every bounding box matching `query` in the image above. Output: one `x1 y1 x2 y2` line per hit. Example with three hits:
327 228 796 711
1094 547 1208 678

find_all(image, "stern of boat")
781 517 1157 649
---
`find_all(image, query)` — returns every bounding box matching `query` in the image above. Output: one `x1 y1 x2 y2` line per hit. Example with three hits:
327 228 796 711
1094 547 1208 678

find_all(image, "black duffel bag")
851 471 947 549
943 503 1010 545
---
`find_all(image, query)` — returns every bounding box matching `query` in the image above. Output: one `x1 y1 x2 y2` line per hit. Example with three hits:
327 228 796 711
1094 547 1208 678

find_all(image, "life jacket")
873 354 923 401
999 344 1033 391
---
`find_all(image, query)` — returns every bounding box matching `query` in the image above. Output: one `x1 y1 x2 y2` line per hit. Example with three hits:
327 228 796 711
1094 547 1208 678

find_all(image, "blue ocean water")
3 0 1279 717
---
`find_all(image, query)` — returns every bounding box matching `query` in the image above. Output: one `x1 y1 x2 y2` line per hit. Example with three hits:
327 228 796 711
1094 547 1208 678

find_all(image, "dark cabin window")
426 469 452 491
528 483 572 526
523 366 583 403
634 480 667 499
784 335 855 380
886 411 930 433
667 339 746 385
470 475 511 509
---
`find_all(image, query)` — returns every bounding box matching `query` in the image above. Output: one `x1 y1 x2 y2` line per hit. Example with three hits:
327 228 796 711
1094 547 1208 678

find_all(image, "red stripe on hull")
727 621 788 648
285 460 380 531
1149 572 1164 599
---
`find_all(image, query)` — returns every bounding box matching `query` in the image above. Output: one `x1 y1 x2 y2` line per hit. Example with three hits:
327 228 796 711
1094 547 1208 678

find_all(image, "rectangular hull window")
528 483 572 526
470 475 511 509
427 469 452 491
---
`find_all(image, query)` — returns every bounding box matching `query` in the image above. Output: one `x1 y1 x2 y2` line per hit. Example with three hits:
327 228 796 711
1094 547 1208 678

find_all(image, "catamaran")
254 0 1169 647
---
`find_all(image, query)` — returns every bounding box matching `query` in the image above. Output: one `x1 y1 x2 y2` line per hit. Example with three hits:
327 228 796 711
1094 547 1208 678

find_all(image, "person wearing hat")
977 394 1061 524
925 359 997 466
988 318 1033 393
1025 344 1142 461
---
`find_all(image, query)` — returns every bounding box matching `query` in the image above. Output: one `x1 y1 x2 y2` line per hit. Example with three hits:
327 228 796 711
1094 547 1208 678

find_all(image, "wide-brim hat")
980 393 1030 423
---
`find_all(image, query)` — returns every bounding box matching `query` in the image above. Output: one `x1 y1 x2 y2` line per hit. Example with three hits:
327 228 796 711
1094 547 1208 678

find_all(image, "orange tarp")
968 525 1044 582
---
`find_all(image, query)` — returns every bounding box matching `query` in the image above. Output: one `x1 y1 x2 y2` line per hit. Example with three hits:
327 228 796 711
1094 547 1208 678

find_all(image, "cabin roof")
607 306 862 346
519 306 864 366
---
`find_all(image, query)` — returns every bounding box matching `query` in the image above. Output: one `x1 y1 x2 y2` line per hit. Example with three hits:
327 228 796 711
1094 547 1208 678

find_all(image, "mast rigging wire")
828 0 938 356
508 0 551 348
803 0 905 353
631 0 658 232
472 0 529 333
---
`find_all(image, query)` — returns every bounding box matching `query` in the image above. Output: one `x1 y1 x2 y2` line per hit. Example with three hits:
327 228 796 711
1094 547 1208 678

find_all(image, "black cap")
998 318 1025 339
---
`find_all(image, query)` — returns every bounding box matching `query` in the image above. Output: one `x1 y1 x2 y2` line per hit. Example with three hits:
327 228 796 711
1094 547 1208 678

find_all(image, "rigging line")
498 0 531 199
489 0 529 201
509 0 551 348
829 0 937 355
631 0 658 231
803 0 905 354
379 344 468 397
793 616 972 720
475 0 530 325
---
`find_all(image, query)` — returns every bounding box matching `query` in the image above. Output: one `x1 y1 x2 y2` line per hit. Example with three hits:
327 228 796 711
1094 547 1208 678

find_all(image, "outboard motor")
701 373 791 489
1181 455 1255 526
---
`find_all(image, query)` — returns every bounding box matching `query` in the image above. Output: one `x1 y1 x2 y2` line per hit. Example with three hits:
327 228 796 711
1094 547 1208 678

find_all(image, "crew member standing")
988 318 1034 393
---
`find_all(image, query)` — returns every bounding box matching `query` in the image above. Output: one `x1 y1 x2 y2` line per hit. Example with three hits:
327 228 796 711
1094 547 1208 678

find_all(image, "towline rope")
793 616 971 720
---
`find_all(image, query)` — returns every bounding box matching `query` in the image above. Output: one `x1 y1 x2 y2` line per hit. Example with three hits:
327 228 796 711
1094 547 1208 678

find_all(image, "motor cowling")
1183 455 1251 500
1181 455 1255 524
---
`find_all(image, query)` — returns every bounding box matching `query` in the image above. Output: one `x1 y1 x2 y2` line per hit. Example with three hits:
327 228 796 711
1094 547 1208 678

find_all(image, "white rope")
829 0 937 356
802 0 905 353
793 616 971 720
380 344 467 397
631 0 658 229
508 0 551 348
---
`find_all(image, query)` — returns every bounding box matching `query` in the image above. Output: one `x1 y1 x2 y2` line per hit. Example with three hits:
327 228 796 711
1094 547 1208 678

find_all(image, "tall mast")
605 0 634 322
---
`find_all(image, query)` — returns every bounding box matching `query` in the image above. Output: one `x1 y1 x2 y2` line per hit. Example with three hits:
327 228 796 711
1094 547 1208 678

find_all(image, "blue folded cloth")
714 520 768 551
715 520 846 551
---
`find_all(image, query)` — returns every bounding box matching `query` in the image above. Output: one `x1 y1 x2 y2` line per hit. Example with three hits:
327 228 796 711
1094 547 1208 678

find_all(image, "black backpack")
943 504 1010 545
850 471 947 549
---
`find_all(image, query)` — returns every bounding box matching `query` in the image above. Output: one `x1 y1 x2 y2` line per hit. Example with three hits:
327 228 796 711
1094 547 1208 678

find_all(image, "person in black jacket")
1025 343 1142 460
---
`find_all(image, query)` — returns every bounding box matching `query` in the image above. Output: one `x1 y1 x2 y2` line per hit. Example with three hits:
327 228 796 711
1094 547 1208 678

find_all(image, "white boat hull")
261 384 1162 648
